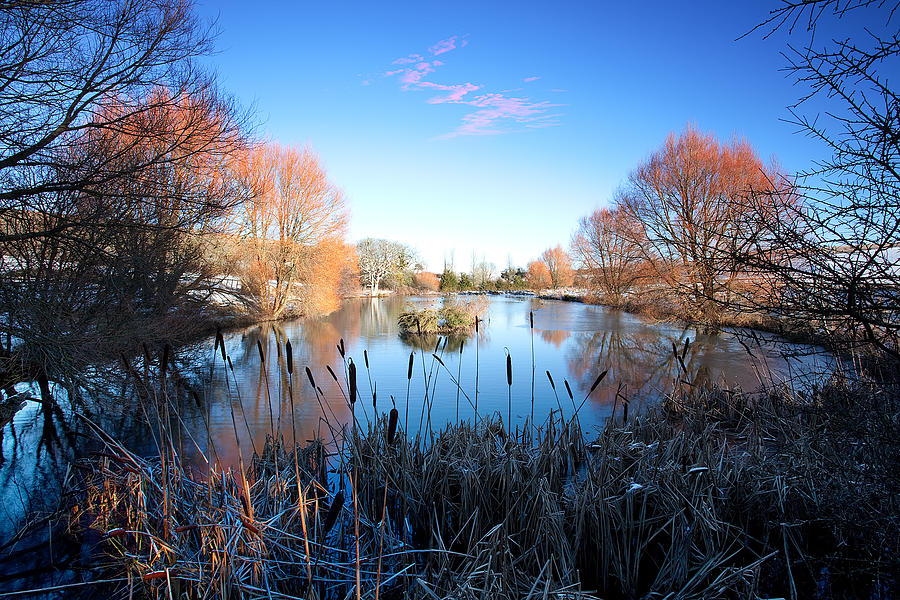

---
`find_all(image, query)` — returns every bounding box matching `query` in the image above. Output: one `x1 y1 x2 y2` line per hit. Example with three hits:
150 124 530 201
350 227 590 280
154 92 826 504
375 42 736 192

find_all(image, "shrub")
414 272 440 291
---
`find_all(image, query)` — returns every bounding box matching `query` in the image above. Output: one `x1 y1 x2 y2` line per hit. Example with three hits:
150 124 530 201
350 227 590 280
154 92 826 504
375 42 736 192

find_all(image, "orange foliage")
539 245 574 288
572 205 647 304
620 125 791 318
526 260 551 289
414 272 440 291
230 143 350 317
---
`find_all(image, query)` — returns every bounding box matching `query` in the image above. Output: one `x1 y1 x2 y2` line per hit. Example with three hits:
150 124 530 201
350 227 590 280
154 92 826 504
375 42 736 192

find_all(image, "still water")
197 294 824 466
0 294 827 589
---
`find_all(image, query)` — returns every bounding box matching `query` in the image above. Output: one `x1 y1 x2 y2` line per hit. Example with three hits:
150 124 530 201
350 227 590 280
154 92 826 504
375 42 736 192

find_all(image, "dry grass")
65 350 900 600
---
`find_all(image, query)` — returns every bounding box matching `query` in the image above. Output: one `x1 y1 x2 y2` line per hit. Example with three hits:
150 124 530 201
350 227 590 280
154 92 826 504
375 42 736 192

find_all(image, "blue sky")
197 0 826 271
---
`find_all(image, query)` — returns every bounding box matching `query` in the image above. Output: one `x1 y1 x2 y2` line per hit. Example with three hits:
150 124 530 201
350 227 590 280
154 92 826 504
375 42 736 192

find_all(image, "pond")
197 294 826 467
0 294 829 593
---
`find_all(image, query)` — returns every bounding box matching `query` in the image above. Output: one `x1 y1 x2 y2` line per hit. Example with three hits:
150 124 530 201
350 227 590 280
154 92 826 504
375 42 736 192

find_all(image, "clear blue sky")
196 0 825 272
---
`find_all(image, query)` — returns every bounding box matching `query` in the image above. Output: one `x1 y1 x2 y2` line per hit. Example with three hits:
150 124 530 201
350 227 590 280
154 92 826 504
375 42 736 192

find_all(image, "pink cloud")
393 54 423 65
429 36 464 56
383 37 560 137
419 81 480 103
439 94 560 138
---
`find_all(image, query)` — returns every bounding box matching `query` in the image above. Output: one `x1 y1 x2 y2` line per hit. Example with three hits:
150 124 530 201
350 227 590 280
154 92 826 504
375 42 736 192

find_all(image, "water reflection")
0 294 830 589
193 296 827 468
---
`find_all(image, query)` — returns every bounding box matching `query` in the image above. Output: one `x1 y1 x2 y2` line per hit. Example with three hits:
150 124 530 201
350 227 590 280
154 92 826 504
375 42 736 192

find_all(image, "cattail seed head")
161 344 170 379
589 370 608 395
387 408 399 444
364 349 369 369
564 379 574 401
407 353 414 380
506 353 512 386
339 338 345 358
348 359 357 406
322 490 344 538
256 339 265 364
326 365 338 382
285 340 293 375
227 356 234 371
306 366 316 389
529 311 534 329
546 370 556 390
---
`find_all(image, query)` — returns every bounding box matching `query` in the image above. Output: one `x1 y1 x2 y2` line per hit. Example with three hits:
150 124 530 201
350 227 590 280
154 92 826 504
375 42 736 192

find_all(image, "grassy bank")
65 362 899 599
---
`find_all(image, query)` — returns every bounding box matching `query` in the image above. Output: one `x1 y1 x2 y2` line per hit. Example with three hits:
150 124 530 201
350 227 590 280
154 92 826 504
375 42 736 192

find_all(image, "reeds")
67 345 900 600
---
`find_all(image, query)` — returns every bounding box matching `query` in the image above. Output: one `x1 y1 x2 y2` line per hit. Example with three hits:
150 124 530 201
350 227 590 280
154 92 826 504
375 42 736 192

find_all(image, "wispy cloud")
383 37 560 138
429 35 467 56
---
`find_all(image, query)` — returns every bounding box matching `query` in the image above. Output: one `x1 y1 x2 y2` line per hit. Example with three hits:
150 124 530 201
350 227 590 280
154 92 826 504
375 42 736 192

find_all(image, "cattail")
227 356 234 372
588 370 608 395
407 353 414 380
326 365 338 382
285 340 293 375
364 349 369 369
306 366 316 389
432 353 445 367
475 317 479 333
256 339 265 364
319 447 327 485
564 379 574 401
506 353 512 386
322 490 344 538
337 338 345 358
460 340 464 354
682 337 690 360
348 359 357 406
546 370 556 390
160 344 170 380
373 386 377 412
623 399 629 422
387 408 398 444
529 311 534 328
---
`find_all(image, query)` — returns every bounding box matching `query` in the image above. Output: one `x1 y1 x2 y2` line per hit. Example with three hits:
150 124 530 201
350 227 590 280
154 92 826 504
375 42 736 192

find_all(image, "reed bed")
66 346 899 600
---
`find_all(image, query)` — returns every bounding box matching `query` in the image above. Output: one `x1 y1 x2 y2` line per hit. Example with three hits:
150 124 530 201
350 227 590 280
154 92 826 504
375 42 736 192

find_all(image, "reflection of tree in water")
565 314 720 406
539 329 570 349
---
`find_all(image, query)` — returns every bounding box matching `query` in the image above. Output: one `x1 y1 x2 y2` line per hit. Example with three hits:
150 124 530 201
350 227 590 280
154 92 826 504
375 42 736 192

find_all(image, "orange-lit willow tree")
230 144 351 318
539 245 574 289
571 204 647 306
618 126 792 325
526 260 552 289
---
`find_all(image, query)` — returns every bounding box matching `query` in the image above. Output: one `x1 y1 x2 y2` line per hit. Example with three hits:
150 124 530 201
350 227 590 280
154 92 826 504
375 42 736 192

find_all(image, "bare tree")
228 143 348 318
0 1 251 401
619 126 789 324
572 204 647 305
472 257 496 288
539 245 574 288
737 1 900 359
526 260 551 289
356 238 411 295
